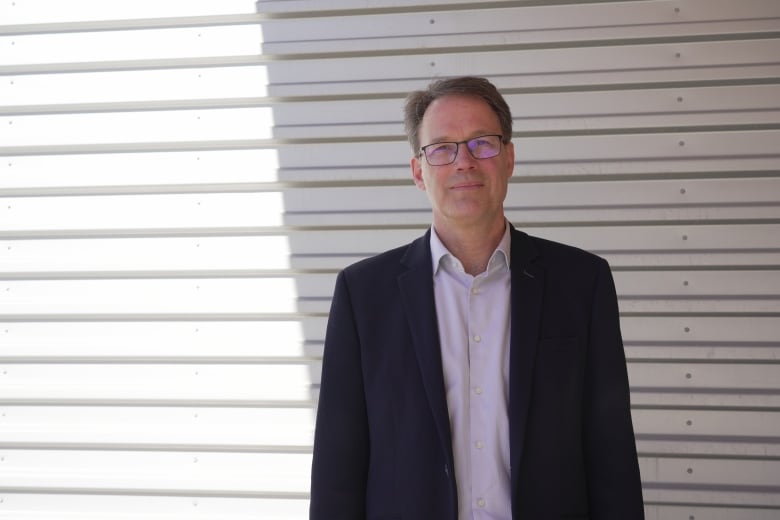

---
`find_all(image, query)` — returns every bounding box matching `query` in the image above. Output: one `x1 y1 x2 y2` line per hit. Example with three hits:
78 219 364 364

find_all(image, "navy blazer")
310 226 644 519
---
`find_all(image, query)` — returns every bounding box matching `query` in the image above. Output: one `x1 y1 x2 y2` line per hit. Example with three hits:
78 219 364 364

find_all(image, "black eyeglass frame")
418 134 506 166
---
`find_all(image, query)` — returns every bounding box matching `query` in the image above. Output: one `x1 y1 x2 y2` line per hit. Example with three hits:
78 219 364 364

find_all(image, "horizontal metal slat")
0 277 330 315
639 456 780 488
0 1 259 25
0 364 318 401
620 316 779 343
629 362 780 392
0 406 314 448
0 67 271 106
0 493 308 520
1 25 264 65
0 450 312 494
644 505 779 520
633 408 780 439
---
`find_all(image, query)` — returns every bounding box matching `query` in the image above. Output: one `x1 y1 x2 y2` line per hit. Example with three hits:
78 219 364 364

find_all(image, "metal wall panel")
0 0 778 518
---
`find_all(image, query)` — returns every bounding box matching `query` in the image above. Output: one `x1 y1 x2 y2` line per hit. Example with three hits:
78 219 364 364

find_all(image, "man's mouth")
450 181 483 190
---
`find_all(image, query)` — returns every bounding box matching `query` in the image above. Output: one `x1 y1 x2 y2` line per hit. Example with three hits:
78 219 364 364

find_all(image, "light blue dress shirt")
430 224 512 520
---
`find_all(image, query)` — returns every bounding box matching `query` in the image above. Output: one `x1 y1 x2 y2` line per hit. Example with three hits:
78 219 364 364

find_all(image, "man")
310 76 644 519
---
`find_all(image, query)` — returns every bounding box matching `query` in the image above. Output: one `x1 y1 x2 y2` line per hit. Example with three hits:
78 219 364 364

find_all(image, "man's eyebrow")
425 131 497 144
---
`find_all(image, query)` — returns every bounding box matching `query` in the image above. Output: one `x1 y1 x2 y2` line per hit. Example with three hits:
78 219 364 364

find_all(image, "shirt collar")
430 221 511 276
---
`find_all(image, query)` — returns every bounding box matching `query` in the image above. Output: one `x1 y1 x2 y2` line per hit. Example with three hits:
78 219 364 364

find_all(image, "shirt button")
473 335 481 343
474 386 483 395
471 287 479 295
477 498 486 508
475 441 484 449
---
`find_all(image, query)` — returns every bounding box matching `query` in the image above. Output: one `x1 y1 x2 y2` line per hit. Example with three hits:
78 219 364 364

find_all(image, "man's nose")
453 142 477 167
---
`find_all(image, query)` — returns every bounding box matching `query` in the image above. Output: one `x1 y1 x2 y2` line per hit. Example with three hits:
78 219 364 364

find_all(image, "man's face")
411 95 514 233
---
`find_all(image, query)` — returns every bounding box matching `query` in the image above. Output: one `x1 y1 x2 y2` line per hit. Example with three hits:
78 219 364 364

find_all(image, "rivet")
678 140 685 146
687 467 693 474
685 373 692 379
683 280 689 286
684 327 690 333
677 96 683 102
680 188 686 194
686 420 693 426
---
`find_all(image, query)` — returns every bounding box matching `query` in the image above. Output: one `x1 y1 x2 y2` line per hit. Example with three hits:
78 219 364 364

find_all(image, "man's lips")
450 181 483 190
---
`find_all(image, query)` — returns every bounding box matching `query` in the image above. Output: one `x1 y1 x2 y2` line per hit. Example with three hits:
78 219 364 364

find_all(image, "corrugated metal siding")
0 0 778 518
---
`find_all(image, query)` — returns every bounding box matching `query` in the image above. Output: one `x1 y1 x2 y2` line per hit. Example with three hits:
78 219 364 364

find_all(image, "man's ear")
411 156 426 190
505 141 515 180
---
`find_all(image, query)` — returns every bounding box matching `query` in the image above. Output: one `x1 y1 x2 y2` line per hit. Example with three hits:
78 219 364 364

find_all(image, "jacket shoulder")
341 232 428 279
519 232 608 279
529 234 602 262
342 242 411 278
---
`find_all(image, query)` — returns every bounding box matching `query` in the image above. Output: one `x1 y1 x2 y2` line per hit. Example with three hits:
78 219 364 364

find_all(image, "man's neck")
433 218 507 276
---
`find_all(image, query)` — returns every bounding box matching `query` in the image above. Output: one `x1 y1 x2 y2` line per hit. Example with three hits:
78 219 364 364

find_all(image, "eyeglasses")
419 134 504 166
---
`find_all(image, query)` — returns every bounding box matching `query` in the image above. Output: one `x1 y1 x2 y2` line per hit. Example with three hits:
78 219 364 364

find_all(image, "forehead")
419 94 501 142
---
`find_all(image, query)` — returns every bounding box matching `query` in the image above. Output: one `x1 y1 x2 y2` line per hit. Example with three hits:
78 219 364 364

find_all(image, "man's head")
406 77 515 237
404 76 513 154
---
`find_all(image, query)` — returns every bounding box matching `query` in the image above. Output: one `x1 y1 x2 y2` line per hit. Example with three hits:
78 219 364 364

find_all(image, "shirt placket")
468 274 489 514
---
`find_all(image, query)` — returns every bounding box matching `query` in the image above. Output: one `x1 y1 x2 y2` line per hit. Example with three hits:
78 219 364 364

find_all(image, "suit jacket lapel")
397 230 455 471
508 227 544 496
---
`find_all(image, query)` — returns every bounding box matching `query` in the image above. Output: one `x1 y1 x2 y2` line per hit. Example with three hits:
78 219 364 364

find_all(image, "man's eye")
430 144 454 154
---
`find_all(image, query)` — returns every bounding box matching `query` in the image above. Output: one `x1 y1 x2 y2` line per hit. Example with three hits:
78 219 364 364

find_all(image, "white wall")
1 1 779 518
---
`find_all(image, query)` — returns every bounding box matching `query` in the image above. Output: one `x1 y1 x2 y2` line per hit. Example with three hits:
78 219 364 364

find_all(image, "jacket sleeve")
585 258 645 519
309 269 369 519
